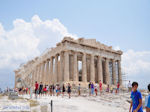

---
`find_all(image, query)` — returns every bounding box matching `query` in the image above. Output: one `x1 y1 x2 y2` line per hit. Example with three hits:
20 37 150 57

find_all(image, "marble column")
112 59 117 85
105 58 110 85
64 51 69 82
90 54 95 82
50 57 54 84
97 56 103 83
118 60 122 85
43 61 47 85
34 66 38 83
41 62 45 84
37 64 41 83
82 53 87 82
31 70 35 87
73 52 78 82
60 52 64 82
46 59 50 85
54 55 58 83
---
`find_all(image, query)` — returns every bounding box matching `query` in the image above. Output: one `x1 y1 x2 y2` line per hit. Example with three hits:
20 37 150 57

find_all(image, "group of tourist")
87 80 120 96
33 80 121 99
34 81 72 98
16 80 150 112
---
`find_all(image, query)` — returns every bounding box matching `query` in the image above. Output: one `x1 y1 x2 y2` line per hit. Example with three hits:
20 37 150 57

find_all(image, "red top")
43 87 47 92
99 82 102 88
117 83 120 88
35 83 38 90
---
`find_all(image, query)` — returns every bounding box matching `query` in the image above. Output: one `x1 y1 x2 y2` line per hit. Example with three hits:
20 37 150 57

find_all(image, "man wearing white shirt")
128 81 132 92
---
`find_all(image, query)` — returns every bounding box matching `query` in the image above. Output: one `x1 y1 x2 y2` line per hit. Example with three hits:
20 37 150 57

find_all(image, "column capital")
112 59 116 62
47 58 50 61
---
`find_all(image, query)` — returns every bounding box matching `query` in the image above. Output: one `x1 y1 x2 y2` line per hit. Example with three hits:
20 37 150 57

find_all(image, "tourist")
56 84 59 97
110 85 113 93
91 82 94 95
43 85 47 96
46 85 49 96
94 83 98 96
35 81 39 97
52 84 55 96
99 80 102 94
49 85 53 96
145 84 150 112
26 87 28 94
18 87 22 95
58 85 61 96
106 84 109 93
67 83 71 98
78 84 81 96
62 84 65 97
88 82 91 96
129 82 143 112
128 81 132 92
39 82 43 96
117 82 120 93
22 87 26 94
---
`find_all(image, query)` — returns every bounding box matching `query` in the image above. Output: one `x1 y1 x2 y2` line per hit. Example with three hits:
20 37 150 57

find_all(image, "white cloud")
113 46 120 50
122 49 150 75
0 15 76 70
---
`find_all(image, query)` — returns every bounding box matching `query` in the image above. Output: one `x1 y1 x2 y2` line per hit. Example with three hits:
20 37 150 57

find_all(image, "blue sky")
0 0 150 90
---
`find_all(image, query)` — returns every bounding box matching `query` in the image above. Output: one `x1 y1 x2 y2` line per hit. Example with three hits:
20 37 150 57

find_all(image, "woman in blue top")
129 82 143 112
91 82 94 95
145 84 150 112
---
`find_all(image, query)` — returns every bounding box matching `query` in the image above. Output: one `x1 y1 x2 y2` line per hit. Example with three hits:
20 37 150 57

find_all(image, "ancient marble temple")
14 37 123 88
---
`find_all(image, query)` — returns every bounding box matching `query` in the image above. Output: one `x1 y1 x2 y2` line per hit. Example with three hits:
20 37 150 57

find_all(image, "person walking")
88 82 91 96
106 84 109 93
78 84 81 96
129 82 143 112
62 84 65 98
49 85 53 96
91 82 94 96
67 83 71 99
99 80 102 94
128 81 132 92
39 82 43 97
35 82 39 96
94 83 98 96
117 82 120 93
52 84 55 96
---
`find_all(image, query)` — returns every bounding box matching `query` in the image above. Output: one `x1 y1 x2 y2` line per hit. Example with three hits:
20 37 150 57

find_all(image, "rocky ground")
0 92 147 112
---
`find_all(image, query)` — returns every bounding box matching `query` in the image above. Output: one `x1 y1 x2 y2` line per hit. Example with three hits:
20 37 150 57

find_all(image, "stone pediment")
61 37 122 54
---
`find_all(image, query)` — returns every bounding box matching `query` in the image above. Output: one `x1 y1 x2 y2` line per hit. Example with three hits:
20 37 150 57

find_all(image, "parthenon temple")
14 37 123 88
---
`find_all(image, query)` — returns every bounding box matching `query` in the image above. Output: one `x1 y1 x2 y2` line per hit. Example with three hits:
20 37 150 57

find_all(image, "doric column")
64 51 69 82
38 64 41 83
31 70 35 87
45 59 50 85
60 52 64 82
73 52 78 82
90 54 95 82
34 66 38 83
105 58 110 85
50 57 54 84
43 61 47 85
54 55 58 83
41 62 46 84
82 53 87 82
112 59 117 85
98 56 103 83
118 60 122 85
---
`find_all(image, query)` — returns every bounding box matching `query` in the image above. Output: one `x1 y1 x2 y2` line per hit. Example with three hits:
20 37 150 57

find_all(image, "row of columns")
30 51 122 87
